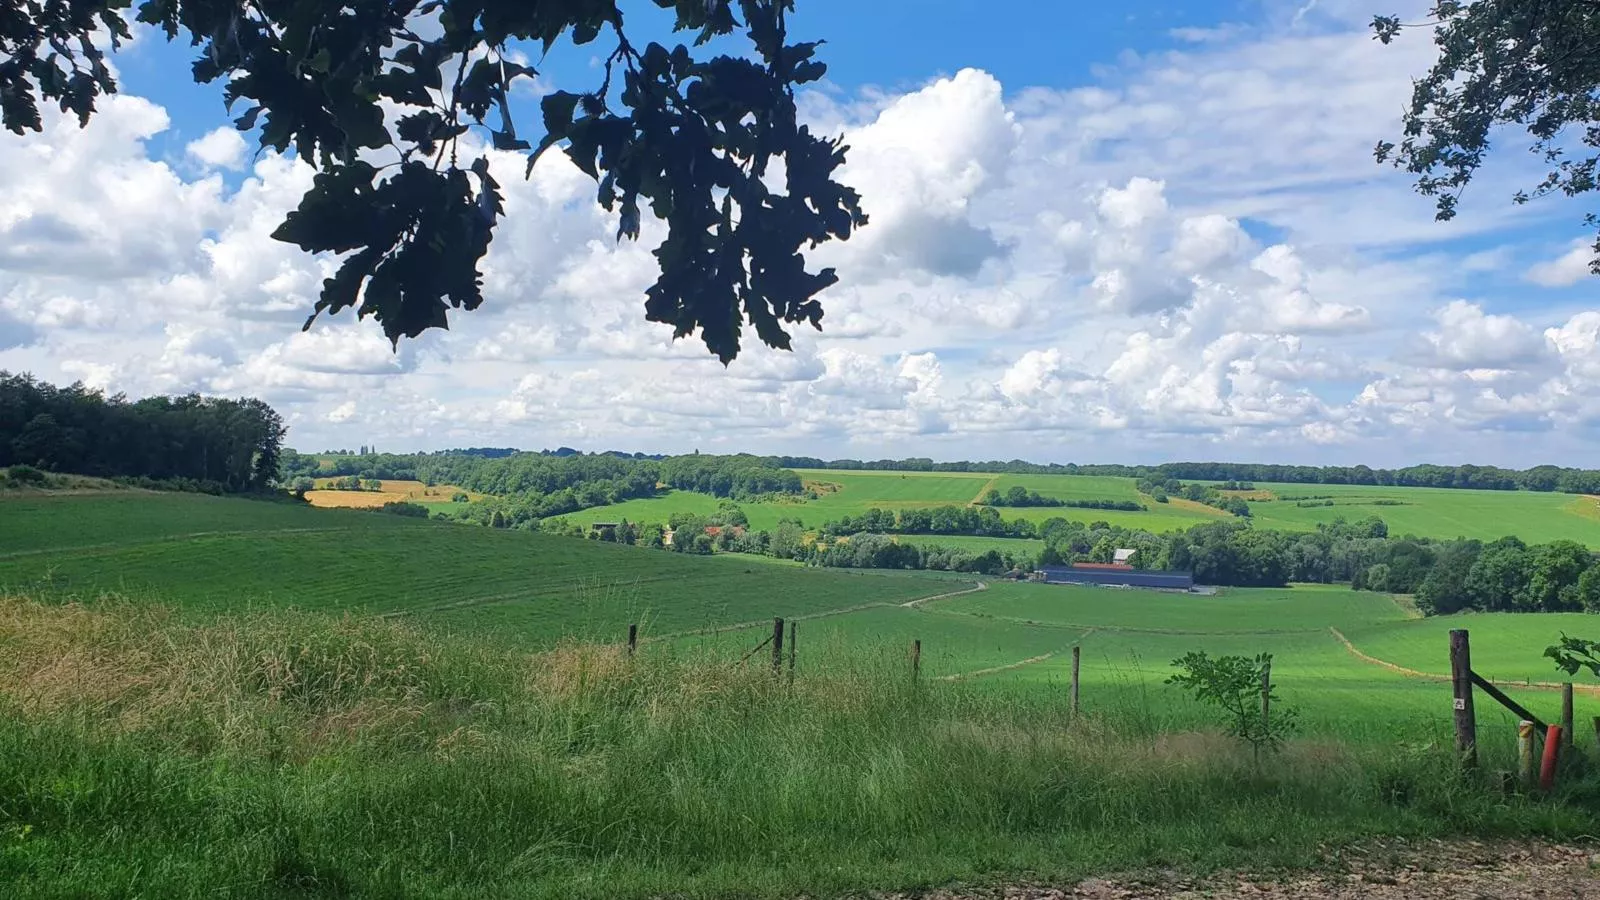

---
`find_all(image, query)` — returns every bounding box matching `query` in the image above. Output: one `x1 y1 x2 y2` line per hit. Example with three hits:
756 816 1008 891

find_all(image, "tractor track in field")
901 580 987 608
936 652 1058 681
383 580 992 640
653 581 991 642
969 476 1001 506
922 606 1329 637
1329 627 1600 697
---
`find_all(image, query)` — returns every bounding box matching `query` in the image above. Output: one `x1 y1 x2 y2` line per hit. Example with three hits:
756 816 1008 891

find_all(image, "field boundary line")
653 580 990 642
925 607 1327 637
968 476 1001 506
1329 627 1600 697
936 652 1056 682
646 600 904 642
900 580 986 609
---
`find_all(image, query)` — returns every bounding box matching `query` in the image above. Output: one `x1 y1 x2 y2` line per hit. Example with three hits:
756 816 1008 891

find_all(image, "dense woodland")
0 374 284 493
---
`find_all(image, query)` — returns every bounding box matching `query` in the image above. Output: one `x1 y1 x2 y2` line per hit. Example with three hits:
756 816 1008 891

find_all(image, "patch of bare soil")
869 841 1599 899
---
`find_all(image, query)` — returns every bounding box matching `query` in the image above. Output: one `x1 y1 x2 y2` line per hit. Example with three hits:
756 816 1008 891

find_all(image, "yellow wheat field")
304 479 481 509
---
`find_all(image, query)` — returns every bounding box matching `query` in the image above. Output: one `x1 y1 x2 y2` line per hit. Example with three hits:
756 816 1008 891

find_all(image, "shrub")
5 464 48 485
1166 651 1297 764
377 501 429 518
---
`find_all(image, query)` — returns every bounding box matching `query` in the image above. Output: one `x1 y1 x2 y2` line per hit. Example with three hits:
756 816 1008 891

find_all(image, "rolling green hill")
0 492 948 644
5 490 1592 744
557 470 1600 551
1219 481 1600 544
5 487 1599 900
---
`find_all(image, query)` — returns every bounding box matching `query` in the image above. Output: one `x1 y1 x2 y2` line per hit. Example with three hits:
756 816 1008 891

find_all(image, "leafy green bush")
5 464 47 485
1547 635 1600 677
377 501 429 518
1167 651 1297 763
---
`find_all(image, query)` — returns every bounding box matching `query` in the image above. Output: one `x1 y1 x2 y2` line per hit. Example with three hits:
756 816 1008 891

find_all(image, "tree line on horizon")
0 373 284 493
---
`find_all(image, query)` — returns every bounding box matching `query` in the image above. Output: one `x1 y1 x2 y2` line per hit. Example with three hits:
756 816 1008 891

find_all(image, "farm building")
1112 548 1136 565
1032 565 1195 591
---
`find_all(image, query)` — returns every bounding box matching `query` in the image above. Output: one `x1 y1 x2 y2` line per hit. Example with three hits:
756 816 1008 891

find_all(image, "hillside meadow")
553 470 1600 555
1218 481 1600 544
0 493 946 643
4 490 1600 898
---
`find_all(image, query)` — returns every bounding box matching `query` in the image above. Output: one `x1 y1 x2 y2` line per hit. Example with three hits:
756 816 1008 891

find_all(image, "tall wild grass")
0 594 1594 899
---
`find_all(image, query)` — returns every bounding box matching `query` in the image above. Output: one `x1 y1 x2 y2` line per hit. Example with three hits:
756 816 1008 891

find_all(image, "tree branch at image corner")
0 0 866 362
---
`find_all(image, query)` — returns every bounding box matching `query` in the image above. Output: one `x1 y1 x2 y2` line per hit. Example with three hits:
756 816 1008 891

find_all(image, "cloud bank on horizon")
0 3 1597 467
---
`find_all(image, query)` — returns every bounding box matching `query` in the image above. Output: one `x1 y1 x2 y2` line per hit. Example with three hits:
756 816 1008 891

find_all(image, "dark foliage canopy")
1374 1 1600 271
1 0 865 362
0 373 285 491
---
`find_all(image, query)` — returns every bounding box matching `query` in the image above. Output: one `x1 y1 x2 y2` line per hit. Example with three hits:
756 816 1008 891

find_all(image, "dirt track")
864 841 1598 899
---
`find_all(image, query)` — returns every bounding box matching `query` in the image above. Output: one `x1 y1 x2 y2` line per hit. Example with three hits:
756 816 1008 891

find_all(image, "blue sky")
2 0 1599 466
122 0 1242 154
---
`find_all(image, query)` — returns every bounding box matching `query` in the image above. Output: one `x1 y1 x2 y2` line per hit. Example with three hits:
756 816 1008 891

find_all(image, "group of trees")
1135 478 1251 517
820 505 1045 540
1413 538 1600 615
657 455 803 499
1 373 284 493
979 485 1142 511
289 448 806 530
811 507 1600 606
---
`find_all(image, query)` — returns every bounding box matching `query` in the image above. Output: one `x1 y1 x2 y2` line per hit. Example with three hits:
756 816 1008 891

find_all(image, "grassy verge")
1 595 1596 900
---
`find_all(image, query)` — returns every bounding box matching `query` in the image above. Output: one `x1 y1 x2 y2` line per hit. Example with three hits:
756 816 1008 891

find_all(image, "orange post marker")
1539 724 1564 792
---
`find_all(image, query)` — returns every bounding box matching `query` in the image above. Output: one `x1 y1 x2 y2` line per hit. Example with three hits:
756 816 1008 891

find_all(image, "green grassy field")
5 490 1600 898
934 582 1410 633
1219 481 1600 545
559 470 1600 547
0 493 949 644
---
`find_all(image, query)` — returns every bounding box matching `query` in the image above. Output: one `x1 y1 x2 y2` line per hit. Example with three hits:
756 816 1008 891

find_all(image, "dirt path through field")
648 581 990 642
860 840 1598 899
935 652 1057 682
1329 627 1600 697
901 580 987 609
969 477 1001 506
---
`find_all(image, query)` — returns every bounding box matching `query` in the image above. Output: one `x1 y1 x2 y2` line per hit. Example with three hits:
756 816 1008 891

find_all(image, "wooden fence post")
1594 716 1600 750
627 623 637 656
1561 683 1574 750
771 618 785 675
1070 645 1081 719
1450 629 1478 768
788 620 797 686
1260 657 1272 737
912 639 921 679
1518 720 1537 789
